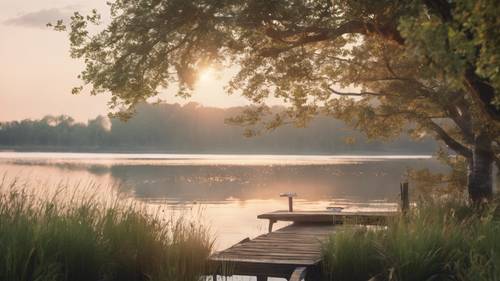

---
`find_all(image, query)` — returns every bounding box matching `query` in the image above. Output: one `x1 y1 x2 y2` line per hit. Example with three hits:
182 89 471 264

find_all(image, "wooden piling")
400 182 409 214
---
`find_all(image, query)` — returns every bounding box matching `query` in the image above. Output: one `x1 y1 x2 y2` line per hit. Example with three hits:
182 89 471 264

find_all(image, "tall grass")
321 198 500 281
0 178 213 281
322 227 382 281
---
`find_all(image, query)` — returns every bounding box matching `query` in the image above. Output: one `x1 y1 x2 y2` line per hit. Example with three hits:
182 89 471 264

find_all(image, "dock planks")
258 210 396 223
209 223 336 279
258 210 397 232
209 210 397 280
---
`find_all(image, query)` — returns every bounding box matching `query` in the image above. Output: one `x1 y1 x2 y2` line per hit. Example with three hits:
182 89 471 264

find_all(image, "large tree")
55 0 500 202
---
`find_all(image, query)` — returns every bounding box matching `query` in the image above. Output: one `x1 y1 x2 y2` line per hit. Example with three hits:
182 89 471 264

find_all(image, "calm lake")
0 152 446 250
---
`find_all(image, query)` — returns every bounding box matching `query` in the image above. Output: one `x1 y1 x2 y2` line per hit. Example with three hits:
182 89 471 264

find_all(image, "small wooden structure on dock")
259 210 396 232
209 209 397 281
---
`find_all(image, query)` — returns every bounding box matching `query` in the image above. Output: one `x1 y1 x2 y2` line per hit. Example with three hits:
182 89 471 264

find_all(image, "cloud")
3 8 73 29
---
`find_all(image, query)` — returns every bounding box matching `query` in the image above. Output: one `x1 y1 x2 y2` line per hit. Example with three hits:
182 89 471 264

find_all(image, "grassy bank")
322 198 500 281
0 180 213 281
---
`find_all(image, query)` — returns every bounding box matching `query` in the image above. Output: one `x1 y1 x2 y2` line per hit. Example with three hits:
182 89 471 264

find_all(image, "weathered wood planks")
209 223 336 279
209 210 397 280
258 210 397 231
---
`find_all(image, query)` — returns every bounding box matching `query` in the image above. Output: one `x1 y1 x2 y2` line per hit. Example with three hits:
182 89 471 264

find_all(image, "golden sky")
0 0 252 122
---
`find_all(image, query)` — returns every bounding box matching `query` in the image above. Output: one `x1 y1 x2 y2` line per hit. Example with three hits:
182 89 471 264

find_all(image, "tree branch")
260 20 404 57
463 66 500 121
327 86 396 97
445 94 474 144
422 0 453 22
264 21 369 44
426 120 472 159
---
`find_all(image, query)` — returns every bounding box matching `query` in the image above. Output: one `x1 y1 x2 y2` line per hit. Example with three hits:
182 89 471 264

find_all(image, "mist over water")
0 152 446 246
0 152 447 281
0 152 449 281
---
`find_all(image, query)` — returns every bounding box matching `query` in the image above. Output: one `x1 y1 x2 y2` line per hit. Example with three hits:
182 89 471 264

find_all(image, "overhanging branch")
327 86 396 97
427 120 472 159
260 20 404 57
463 67 500 121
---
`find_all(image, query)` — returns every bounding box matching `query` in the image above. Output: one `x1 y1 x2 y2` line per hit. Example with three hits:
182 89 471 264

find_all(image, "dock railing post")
280 192 297 212
400 182 409 215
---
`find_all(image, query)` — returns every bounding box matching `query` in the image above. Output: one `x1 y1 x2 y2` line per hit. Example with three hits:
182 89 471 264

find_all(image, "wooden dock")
210 223 335 280
258 210 396 232
208 210 396 281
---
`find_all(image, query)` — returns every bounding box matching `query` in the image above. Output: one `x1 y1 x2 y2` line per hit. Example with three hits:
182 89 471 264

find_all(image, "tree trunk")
467 132 494 202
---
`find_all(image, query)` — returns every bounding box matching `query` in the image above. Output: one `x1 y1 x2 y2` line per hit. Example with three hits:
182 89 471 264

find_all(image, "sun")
198 67 216 82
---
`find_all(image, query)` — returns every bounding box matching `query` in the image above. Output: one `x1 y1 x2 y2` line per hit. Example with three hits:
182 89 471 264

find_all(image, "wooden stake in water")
400 182 409 214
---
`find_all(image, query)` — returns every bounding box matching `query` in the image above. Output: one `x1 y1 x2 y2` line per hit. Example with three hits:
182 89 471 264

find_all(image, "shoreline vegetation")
0 179 213 281
0 103 437 155
2 177 499 281
0 146 436 156
321 197 500 281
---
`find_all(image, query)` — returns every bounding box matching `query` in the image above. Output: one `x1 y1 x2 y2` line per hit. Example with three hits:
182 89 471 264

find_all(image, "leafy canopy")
54 0 499 161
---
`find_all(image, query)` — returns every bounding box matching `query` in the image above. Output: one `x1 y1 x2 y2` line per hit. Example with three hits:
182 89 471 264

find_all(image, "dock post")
280 192 297 212
257 275 267 281
400 182 409 214
289 267 307 281
268 219 276 233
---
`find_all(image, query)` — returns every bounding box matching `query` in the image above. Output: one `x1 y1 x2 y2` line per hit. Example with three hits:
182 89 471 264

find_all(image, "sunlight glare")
198 67 216 82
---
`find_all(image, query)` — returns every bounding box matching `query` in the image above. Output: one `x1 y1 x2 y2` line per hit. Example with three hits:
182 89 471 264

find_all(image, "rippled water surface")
0 152 445 280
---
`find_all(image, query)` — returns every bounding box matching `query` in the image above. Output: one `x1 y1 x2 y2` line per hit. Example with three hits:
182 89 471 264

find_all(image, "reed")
0 178 213 281
321 197 500 281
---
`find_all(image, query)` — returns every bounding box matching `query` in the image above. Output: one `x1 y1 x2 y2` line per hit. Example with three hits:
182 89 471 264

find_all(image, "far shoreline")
0 145 435 157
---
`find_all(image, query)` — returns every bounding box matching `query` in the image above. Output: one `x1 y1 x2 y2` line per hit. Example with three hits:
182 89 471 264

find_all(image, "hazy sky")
0 0 252 122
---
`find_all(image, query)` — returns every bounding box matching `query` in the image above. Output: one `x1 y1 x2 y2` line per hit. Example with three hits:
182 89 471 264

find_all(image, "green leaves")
55 1 499 175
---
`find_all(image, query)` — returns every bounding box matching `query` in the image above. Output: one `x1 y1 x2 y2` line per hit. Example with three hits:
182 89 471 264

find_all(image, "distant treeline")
0 103 436 154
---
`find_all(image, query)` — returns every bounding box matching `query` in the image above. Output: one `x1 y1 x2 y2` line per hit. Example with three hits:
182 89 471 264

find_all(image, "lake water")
0 152 445 280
